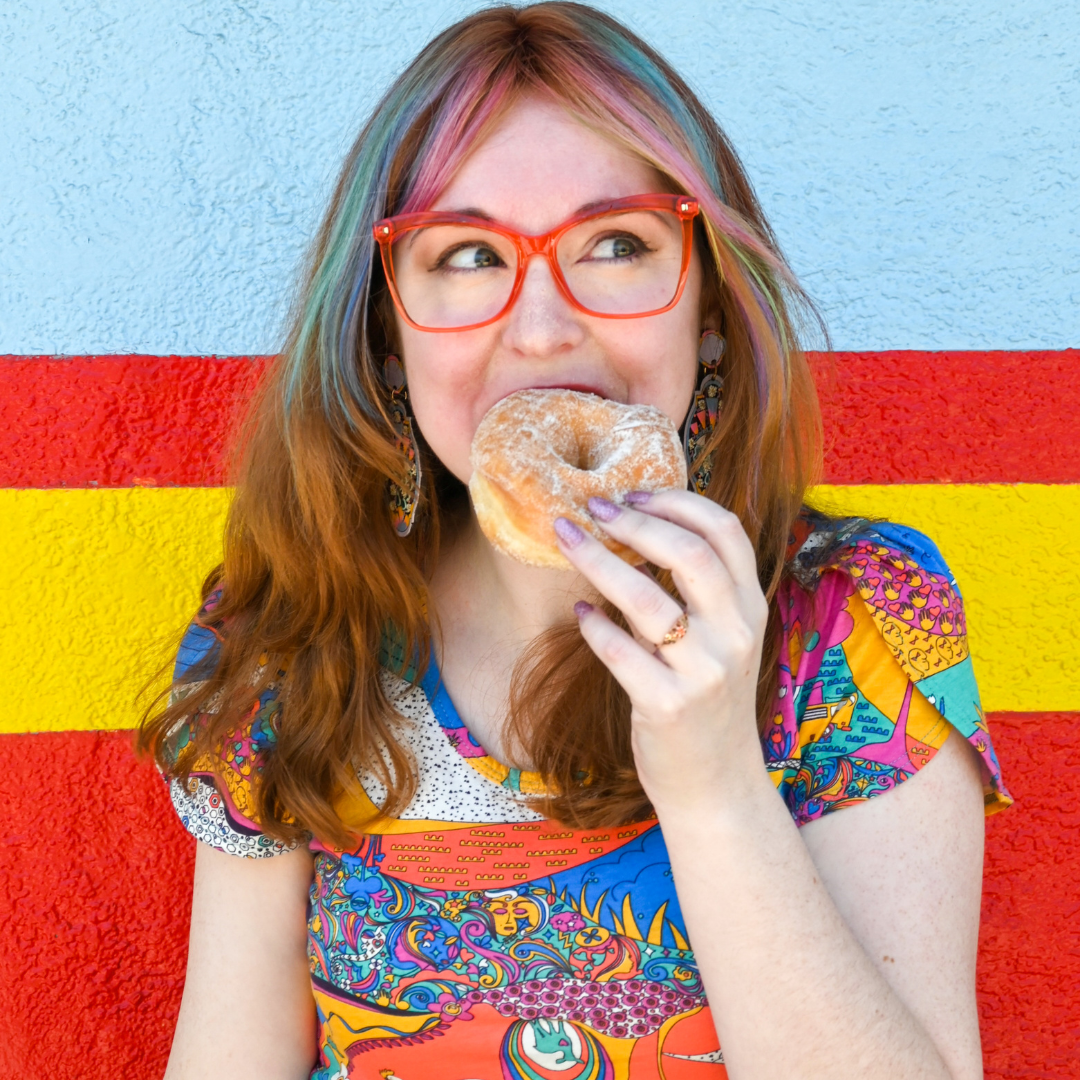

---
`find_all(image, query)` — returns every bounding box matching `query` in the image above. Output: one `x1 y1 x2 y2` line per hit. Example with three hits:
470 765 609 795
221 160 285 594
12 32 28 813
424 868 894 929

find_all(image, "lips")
484 383 613 422
523 382 609 399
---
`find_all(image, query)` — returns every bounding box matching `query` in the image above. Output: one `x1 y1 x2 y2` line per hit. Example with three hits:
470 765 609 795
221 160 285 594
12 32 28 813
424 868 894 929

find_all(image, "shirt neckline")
417 655 548 795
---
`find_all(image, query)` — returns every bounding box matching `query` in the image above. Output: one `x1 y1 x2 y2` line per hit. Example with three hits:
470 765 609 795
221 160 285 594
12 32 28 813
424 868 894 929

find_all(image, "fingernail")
573 601 594 619
588 496 621 522
554 516 586 548
624 491 652 505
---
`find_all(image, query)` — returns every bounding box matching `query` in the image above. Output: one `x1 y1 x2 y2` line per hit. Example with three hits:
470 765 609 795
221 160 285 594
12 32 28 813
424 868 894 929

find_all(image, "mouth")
528 382 609 399
484 382 614 422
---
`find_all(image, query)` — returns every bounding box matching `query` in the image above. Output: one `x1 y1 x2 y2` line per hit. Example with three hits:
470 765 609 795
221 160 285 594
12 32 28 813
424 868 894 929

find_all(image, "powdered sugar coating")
469 388 688 567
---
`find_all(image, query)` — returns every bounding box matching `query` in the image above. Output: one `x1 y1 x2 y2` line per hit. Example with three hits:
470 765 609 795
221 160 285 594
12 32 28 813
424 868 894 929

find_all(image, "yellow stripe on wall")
1 488 232 734
1 484 1076 733
812 484 1079 712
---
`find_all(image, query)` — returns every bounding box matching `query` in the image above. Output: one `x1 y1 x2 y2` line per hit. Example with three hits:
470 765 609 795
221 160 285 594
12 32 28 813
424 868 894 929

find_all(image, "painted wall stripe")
812 350 1080 484
0 730 189 1078
3 715 1077 1080
808 483 1080 712
2 483 1077 734
0 487 232 734
0 355 263 488
3 351 1078 487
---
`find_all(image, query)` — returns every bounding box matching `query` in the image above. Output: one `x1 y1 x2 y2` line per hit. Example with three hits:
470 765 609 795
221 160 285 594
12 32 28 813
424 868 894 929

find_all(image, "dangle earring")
384 355 422 537
683 329 725 496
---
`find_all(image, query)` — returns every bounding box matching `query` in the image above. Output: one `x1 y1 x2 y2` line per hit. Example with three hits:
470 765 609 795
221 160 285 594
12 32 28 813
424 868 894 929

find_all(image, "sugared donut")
469 388 688 568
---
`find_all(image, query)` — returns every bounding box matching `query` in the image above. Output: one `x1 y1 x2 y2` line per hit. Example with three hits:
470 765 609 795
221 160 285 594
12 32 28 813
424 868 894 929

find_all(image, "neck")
432 512 584 646
427 511 588 758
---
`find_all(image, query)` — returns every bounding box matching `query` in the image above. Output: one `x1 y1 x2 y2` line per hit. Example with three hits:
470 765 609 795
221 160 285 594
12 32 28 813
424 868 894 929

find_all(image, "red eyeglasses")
372 193 700 332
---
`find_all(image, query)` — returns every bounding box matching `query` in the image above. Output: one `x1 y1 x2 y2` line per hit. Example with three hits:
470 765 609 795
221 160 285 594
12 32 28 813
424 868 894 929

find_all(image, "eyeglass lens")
389 209 686 329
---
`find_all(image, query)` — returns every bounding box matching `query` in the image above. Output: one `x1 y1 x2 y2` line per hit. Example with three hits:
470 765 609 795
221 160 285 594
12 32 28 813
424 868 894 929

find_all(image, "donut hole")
557 427 607 473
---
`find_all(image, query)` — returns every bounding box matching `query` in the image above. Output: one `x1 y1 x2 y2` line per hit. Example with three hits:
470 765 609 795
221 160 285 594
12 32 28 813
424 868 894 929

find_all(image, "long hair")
138 2 823 844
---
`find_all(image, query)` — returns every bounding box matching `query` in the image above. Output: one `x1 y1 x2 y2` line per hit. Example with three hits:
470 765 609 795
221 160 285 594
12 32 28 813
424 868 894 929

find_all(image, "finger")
624 489 760 588
628 565 667 650
573 601 681 700
555 517 685 646
582 497 738 616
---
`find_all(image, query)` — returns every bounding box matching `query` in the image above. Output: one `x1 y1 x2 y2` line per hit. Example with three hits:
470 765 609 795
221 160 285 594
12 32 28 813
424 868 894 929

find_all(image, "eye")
441 243 506 270
588 233 645 261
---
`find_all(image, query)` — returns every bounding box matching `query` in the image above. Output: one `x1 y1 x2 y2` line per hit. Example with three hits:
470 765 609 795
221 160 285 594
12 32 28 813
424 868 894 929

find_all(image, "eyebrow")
443 206 495 220
439 197 621 225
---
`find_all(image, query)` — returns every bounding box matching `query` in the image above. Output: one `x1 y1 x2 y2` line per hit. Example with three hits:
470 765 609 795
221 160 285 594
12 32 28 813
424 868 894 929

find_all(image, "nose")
499 252 585 357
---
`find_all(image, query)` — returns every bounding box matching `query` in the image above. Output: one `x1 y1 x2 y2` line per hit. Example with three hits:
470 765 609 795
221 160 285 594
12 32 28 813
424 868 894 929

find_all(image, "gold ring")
659 612 689 646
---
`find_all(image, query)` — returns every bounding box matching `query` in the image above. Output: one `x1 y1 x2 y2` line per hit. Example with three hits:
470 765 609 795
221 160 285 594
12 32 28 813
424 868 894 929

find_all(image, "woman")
143 5 1010 1079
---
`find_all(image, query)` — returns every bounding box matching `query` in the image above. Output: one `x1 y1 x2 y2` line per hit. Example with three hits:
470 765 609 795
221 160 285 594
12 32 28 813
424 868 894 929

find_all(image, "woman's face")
395 97 704 485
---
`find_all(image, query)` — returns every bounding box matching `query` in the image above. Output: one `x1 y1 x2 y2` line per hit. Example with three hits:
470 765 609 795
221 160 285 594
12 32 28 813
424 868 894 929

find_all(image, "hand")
553 490 771 815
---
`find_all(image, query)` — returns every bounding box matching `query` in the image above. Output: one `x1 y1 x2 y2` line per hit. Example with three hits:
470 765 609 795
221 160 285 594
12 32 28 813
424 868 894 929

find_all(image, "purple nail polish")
587 496 621 522
573 600 594 619
554 516 586 548
624 490 652 505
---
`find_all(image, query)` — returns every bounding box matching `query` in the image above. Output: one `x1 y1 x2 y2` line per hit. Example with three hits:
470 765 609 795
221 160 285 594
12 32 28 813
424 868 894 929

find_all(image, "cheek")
617 316 701 428
397 327 491 484
621 247 704 426
667 341 702 427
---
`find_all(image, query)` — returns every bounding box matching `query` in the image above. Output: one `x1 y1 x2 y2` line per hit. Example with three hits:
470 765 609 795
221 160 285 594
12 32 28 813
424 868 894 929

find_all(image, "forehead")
430 96 666 234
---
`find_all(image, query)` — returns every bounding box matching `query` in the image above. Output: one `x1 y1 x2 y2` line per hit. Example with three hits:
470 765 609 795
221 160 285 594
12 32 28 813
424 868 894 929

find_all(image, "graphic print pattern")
167 524 1010 1079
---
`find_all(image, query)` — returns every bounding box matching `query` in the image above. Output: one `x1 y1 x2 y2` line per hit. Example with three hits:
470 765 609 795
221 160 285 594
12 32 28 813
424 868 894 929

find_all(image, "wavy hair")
139 2 823 843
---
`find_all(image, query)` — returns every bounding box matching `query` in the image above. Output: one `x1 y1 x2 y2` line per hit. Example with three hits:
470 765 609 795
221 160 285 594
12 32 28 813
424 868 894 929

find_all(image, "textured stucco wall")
2 2 1079 1077
1 0 1077 355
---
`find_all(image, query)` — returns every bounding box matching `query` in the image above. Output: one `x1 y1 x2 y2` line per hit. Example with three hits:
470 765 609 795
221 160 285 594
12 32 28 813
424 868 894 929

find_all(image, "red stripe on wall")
2 351 1077 488
814 350 1080 484
0 355 265 488
977 712 1080 1072
0 730 189 1078
1 718 1077 1078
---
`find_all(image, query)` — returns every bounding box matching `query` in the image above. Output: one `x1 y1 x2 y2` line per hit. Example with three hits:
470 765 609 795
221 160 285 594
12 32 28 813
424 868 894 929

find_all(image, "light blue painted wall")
1 0 1076 354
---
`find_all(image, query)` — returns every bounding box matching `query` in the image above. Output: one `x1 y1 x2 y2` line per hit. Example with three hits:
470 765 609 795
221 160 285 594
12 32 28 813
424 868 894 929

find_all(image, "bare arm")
561 491 987 1079
661 729 985 1080
800 732 985 1078
165 842 317 1080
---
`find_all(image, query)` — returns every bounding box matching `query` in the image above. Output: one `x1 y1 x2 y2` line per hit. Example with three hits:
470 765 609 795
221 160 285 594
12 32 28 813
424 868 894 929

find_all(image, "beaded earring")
683 329 725 496
384 355 422 537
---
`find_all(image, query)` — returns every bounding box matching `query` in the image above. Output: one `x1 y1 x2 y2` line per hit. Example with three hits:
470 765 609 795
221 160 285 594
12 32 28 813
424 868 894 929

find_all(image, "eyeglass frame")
372 193 701 333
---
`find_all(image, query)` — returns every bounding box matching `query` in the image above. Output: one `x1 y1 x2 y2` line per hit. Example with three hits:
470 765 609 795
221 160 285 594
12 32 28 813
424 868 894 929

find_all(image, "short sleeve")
765 523 1012 825
166 595 296 858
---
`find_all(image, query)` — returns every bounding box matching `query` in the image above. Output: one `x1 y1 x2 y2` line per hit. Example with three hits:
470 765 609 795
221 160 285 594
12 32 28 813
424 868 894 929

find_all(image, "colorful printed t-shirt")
168 523 1010 1080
